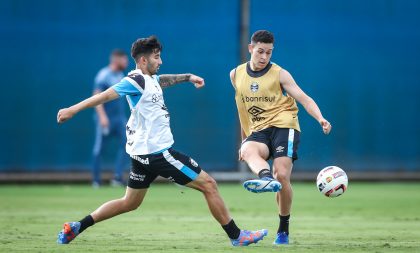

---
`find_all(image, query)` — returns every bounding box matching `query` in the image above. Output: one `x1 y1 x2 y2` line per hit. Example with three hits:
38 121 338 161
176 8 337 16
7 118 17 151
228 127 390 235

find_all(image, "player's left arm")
280 69 332 134
158 74 205 89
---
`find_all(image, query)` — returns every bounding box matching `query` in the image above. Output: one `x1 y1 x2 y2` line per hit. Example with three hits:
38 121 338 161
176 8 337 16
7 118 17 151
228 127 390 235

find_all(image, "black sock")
278 214 290 235
258 169 273 179
78 215 95 233
222 219 241 239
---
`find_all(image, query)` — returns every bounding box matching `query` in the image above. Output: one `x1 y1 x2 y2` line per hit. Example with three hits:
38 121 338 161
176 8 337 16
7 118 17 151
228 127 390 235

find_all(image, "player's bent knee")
121 199 141 212
205 176 218 189
196 174 218 194
240 148 257 162
120 194 144 212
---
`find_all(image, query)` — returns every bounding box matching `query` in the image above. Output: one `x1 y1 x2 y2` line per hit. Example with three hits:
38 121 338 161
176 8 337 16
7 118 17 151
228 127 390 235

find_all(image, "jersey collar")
246 62 272 78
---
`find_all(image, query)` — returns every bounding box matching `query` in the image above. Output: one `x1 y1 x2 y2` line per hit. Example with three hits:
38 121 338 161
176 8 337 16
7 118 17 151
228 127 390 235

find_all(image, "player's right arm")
57 88 119 124
279 68 332 134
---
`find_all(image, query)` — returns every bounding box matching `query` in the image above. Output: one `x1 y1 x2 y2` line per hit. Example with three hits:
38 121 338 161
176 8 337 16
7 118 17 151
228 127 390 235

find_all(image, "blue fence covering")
0 0 418 172
250 0 420 171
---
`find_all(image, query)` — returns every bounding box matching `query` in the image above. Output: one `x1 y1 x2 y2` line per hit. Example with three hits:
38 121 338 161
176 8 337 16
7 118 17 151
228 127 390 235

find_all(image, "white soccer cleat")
243 177 282 193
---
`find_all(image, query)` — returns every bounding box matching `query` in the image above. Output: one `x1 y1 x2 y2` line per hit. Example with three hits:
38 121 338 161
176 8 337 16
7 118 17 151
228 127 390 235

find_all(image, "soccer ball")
316 166 348 197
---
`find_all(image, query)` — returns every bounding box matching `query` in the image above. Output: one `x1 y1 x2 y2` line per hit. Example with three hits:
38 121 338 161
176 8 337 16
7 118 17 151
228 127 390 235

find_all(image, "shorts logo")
250 82 259 93
276 146 284 153
167 176 176 183
132 155 150 165
248 106 266 122
130 171 146 182
190 158 198 167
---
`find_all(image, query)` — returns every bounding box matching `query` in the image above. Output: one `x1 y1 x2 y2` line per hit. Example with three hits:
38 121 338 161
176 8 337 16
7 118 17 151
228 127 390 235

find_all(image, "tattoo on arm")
158 74 191 88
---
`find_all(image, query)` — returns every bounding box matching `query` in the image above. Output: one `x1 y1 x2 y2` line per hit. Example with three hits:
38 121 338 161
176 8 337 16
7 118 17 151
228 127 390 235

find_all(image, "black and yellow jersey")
233 62 300 137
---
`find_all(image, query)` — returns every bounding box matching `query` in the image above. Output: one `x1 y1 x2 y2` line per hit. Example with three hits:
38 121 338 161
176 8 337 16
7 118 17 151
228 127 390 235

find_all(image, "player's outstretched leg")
186 170 268 246
57 187 147 244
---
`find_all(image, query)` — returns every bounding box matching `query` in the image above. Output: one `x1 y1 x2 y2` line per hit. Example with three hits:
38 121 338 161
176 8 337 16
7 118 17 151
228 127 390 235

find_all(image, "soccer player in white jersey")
56 36 267 246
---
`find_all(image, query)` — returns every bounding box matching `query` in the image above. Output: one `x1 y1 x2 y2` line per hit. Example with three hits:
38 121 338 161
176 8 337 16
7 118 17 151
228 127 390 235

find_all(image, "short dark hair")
111 49 127 58
251 30 274 44
131 35 162 62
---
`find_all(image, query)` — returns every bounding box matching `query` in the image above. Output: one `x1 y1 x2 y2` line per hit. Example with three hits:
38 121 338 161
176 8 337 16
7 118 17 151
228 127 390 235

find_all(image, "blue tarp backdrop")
0 0 419 172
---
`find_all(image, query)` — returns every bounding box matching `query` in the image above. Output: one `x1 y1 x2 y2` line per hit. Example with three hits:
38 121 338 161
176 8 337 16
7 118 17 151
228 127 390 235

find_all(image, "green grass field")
1 182 420 252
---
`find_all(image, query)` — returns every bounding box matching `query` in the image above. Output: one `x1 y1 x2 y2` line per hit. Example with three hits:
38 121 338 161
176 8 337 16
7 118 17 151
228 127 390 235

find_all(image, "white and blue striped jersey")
111 69 174 155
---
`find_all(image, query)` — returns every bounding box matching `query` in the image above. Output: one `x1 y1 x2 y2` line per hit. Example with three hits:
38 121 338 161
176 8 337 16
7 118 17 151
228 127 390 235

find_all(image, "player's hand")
57 108 76 124
189 74 205 89
319 118 332 135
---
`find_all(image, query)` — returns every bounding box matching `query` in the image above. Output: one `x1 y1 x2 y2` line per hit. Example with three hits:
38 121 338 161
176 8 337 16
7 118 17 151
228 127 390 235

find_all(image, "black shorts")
127 148 202 189
243 127 300 161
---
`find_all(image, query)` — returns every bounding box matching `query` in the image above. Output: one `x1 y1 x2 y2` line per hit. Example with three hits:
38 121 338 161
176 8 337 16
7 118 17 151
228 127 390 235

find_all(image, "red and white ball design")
316 166 348 197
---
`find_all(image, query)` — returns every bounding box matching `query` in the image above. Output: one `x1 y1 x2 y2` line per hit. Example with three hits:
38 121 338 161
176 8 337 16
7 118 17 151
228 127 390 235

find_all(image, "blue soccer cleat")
231 229 268 246
243 177 282 193
273 232 289 245
57 222 81 244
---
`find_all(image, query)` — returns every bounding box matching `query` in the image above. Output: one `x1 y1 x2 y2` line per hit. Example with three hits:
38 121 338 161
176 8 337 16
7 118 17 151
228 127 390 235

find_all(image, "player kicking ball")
230 30 332 244
56 35 267 246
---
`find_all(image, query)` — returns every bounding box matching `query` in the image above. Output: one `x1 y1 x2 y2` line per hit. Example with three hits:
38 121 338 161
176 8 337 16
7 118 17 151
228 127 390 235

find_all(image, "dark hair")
111 49 127 57
131 35 162 62
251 30 274 44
